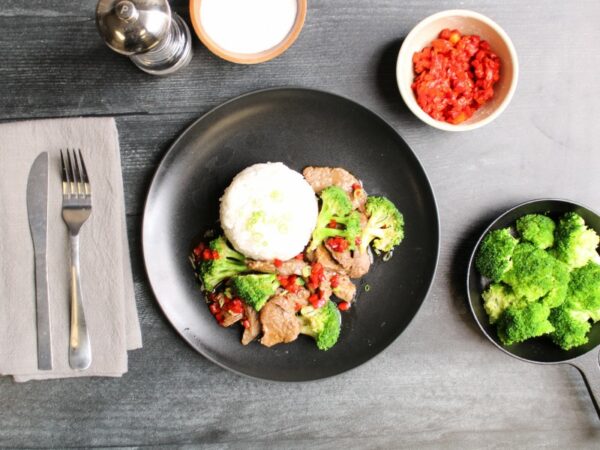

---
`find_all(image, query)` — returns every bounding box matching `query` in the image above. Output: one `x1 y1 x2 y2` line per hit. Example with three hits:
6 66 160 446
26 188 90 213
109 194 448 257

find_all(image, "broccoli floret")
230 274 279 311
298 301 341 350
475 228 518 282
548 262 600 349
552 212 600 270
568 262 600 321
482 283 523 324
541 258 570 308
496 301 555 346
197 236 248 291
549 303 591 350
516 214 555 249
308 186 362 252
359 196 405 254
502 243 563 302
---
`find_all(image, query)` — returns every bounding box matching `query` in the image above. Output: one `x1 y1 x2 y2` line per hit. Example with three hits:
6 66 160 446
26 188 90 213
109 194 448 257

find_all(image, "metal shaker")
96 0 192 75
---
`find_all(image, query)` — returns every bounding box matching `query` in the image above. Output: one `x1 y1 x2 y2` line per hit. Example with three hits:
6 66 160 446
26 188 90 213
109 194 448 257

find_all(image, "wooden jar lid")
190 0 307 64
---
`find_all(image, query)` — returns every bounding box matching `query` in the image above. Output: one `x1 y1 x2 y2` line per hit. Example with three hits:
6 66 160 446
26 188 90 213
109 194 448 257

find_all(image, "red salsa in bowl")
411 29 501 125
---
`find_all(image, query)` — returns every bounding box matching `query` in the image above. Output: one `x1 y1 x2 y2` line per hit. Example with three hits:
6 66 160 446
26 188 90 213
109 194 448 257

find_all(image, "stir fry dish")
190 162 405 350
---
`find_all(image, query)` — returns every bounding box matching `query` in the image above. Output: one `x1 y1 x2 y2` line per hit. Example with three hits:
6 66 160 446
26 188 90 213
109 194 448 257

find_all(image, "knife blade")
26 152 52 370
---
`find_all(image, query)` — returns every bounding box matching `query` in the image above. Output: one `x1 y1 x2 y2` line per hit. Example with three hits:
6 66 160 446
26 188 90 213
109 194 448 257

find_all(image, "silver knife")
26 152 52 370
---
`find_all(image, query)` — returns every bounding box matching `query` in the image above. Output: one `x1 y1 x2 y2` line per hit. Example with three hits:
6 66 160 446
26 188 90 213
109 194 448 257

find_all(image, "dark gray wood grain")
1 0 600 447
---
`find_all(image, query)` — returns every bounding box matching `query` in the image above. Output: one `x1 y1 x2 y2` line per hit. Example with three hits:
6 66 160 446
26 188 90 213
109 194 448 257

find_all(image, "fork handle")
68 232 92 370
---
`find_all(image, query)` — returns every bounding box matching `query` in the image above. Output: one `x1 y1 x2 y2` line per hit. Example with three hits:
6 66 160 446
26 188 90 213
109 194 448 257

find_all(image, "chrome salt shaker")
96 0 192 75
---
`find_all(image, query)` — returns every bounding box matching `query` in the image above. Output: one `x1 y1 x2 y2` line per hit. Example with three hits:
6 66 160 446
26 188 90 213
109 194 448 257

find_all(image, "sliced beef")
326 242 354 269
221 311 243 327
303 166 359 194
325 241 371 279
349 251 371 278
248 258 308 276
260 294 301 347
327 271 356 302
288 287 310 308
241 304 261 345
307 244 347 273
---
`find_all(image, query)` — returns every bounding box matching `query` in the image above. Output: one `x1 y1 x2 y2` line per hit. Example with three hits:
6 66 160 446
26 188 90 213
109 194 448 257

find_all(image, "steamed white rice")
220 162 318 261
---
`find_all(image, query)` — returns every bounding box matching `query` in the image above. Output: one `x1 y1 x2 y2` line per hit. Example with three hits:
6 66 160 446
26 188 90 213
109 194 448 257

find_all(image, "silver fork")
60 149 92 370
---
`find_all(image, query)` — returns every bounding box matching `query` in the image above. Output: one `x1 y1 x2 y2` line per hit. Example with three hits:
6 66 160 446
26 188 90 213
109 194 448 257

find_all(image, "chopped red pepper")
327 236 349 253
294 302 302 312
352 183 362 191
242 319 250 329
295 253 305 261
330 274 340 288
338 301 351 311
193 242 205 257
412 28 500 124
328 219 338 229
309 263 325 287
274 258 283 268
211 250 219 260
308 292 326 309
209 303 219 315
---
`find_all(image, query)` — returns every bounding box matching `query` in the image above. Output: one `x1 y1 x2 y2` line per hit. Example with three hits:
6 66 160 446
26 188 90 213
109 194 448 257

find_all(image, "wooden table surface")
2 0 600 447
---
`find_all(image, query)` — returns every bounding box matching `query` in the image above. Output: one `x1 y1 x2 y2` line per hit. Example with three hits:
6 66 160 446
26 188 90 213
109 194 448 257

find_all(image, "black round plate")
467 199 600 364
143 88 439 381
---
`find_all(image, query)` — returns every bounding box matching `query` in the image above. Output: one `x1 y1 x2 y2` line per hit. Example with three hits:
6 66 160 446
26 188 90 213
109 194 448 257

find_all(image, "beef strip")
326 270 356 302
325 241 371 279
221 311 243 327
349 251 371 278
260 294 301 347
306 244 347 273
248 258 308 276
303 166 359 194
241 304 261 345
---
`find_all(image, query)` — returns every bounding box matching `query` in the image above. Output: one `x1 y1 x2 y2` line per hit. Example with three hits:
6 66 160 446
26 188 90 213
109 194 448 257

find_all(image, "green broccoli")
496 301 555 346
516 214 555 249
552 212 600 270
475 228 518 282
308 186 362 252
196 236 248 291
541 258 570 308
230 274 280 311
359 196 405 254
502 243 562 302
549 303 592 350
567 262 600 321
482 283 523 324
548 262 600 349
298 301 341 350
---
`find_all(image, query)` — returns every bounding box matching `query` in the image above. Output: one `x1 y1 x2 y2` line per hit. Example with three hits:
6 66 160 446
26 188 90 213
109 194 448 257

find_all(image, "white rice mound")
220 162 318 261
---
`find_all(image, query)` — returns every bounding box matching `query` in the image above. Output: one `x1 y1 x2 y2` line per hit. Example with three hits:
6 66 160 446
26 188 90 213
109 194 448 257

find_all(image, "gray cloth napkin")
0 117 142 381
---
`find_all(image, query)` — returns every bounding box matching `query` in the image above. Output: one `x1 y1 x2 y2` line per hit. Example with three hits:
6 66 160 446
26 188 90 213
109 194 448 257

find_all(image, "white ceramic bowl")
397 10 519 131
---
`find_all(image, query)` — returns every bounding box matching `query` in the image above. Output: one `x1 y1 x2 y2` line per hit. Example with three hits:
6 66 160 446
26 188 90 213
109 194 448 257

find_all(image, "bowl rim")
396 9 519 132
189 0 307 65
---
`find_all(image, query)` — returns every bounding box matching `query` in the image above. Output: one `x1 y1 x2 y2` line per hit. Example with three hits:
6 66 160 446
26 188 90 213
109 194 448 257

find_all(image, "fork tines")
60 149 91 198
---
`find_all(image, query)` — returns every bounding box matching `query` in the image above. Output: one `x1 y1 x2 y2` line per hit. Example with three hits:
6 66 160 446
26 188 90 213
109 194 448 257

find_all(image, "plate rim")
142 86 441 381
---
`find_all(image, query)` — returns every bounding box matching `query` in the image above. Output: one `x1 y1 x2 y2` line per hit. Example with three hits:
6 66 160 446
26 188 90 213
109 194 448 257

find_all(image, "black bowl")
466 198 600 414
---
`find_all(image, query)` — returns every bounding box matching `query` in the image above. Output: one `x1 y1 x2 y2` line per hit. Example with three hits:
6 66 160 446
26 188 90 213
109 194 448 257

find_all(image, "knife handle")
68 233 92 370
